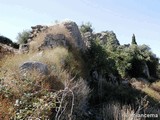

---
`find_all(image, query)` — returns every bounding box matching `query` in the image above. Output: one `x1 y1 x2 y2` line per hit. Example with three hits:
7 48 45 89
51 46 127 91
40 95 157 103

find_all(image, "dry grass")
131 80 147 90
0 96 14 120
0 46 85 93
54 78 90 120
0 47 74 95
1 47 69 73
131 79 160 101
150 81 160 93
142 87 160 101
102 103 141 120
142 80 160 101
101 101 160 120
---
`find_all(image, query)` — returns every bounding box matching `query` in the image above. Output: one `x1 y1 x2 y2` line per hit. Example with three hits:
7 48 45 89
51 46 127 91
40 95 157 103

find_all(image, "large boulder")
19 61 49 75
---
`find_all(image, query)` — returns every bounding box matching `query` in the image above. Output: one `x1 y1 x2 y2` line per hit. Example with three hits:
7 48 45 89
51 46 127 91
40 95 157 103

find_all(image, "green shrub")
107 44 159 78
79 22 93 33
17 30 30 44
85 39 112 75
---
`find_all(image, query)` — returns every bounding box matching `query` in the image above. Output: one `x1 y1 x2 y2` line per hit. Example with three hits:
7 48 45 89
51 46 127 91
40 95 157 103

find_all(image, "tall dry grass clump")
150 80 160 93
101 101 159 120
101 103 140 120
130 78 160 102
54 78 90 120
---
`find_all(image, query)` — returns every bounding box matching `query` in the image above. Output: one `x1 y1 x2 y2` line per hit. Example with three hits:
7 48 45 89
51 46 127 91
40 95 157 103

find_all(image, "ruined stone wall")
28 25 48 43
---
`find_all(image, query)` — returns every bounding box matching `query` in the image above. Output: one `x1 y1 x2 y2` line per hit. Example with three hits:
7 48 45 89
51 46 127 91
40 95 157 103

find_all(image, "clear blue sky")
0 0 160 57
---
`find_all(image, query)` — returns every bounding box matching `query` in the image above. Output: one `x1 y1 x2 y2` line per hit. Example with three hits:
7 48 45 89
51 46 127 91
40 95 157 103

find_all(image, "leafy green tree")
85 39 112 74
84 30 159 79
109 46 133 78
131 34 137 45
108 43 159 78
124 44 158 78
17 30 30 44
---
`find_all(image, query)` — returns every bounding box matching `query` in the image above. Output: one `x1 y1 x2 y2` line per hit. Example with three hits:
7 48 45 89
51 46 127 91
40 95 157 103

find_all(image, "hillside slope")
0 21 160 120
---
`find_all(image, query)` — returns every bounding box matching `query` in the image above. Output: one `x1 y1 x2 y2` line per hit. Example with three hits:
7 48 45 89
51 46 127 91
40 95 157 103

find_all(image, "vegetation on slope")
0 47 90 119
0 22 160 119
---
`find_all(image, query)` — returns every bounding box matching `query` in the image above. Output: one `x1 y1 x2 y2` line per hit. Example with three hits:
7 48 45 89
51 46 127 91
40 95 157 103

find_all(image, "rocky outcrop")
95 31 119 45
0 43 18 59
82 31 120 48
82 32 93 48
19 61 49 75
62 21 84 49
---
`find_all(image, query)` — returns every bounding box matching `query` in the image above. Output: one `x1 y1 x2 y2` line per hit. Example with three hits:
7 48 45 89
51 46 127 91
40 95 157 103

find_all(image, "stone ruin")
19 21 120 53
19 21 86 52
28 25 48 43
19 25 48 53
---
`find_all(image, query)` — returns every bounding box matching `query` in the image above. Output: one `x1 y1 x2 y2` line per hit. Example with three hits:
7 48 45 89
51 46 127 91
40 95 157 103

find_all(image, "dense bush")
0 35 13 45
86 39 109 71
83 38 118 81
106 44 159 78
83 31 159 79
0 35 19 49
79 22 93 33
